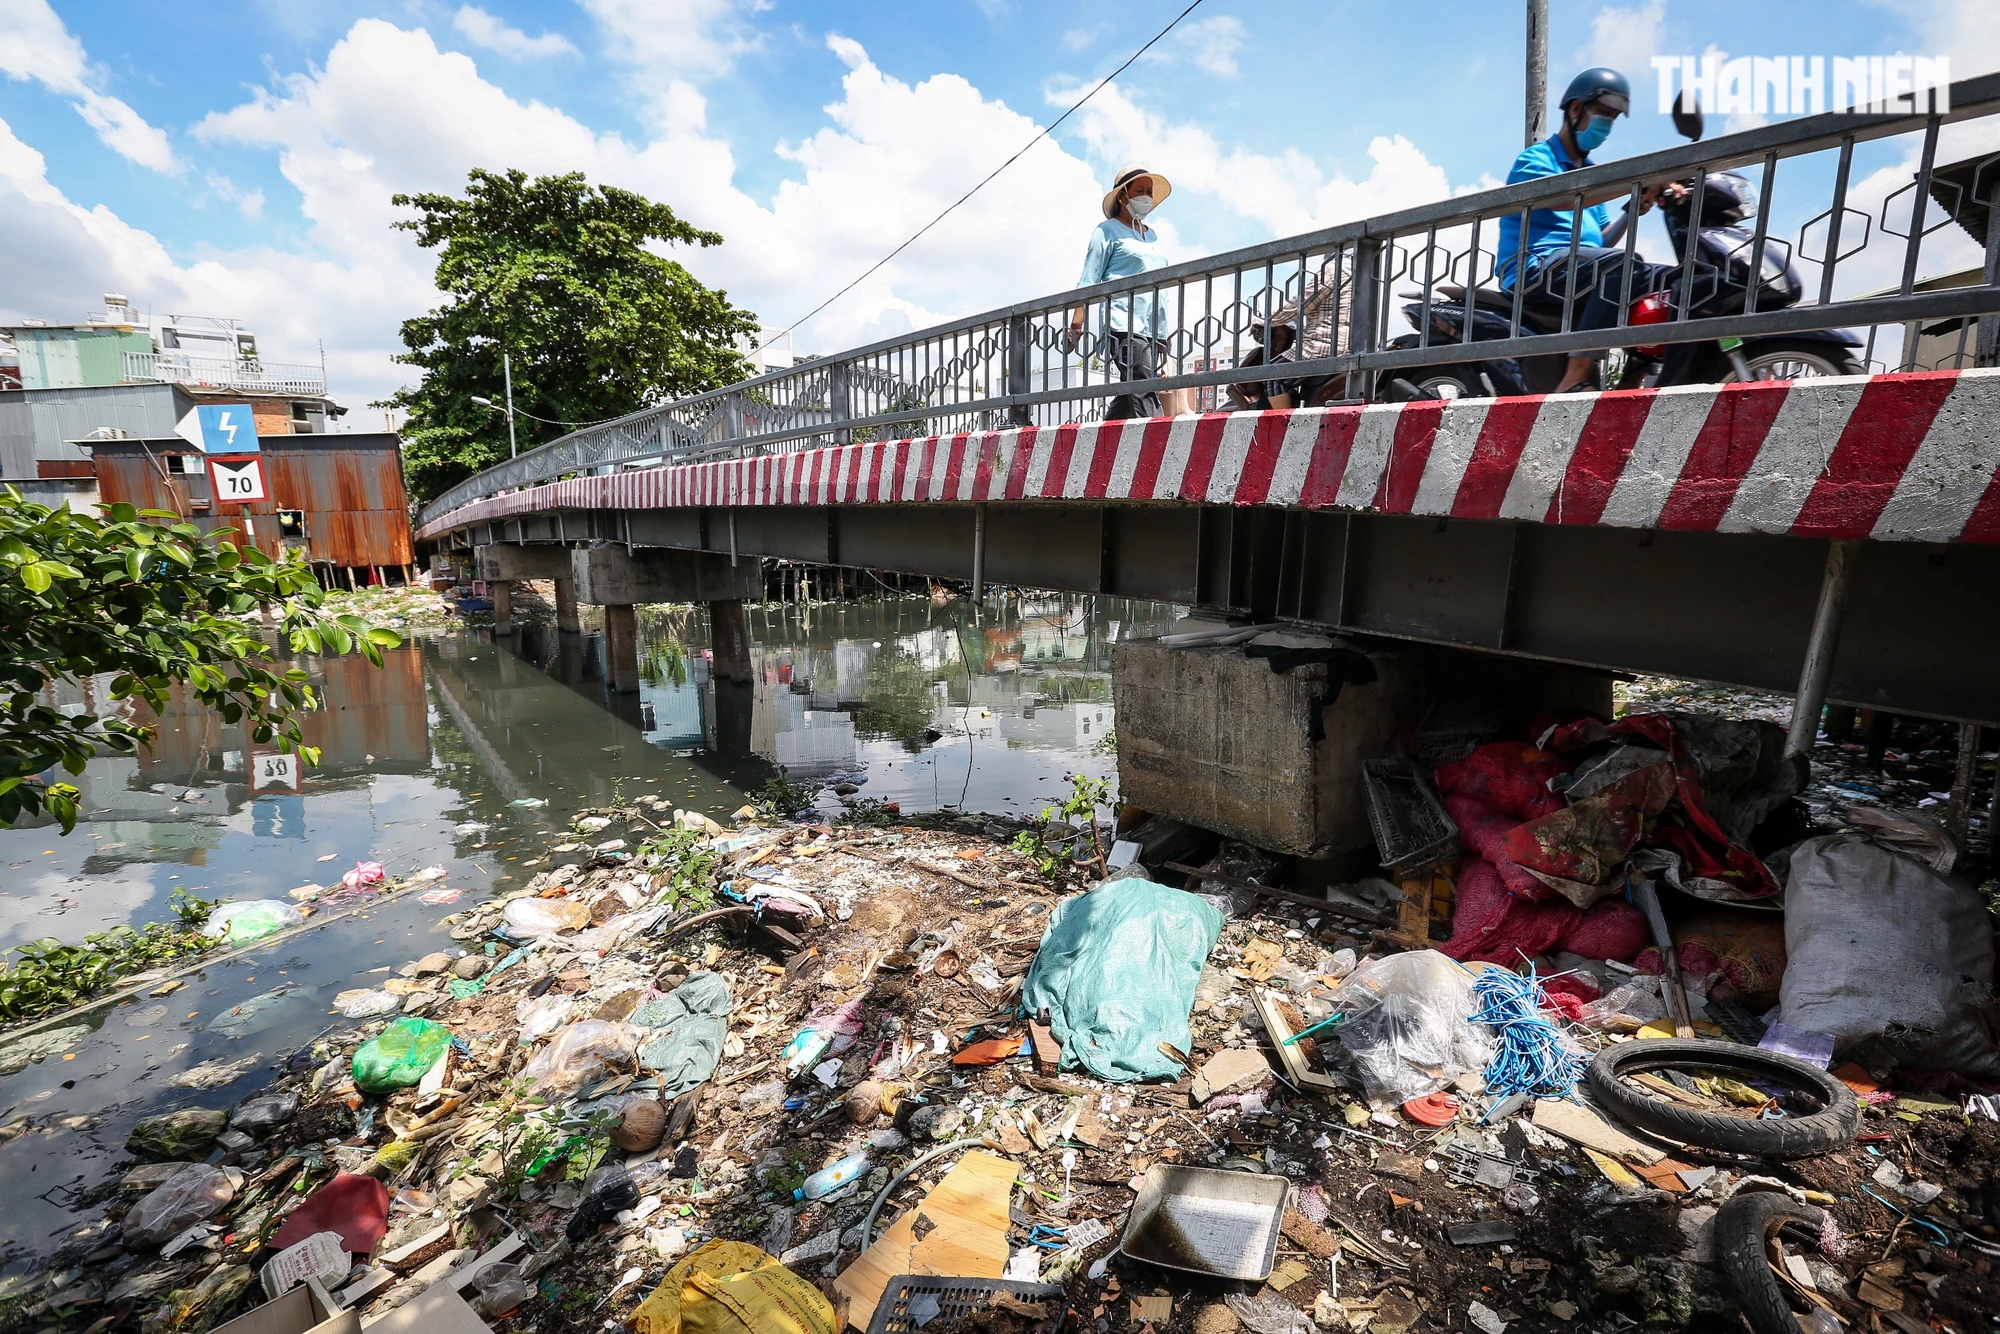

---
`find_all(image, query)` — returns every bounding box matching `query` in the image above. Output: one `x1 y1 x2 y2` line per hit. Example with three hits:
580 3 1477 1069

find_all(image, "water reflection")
505 593 1181 815
0 592 1178 1271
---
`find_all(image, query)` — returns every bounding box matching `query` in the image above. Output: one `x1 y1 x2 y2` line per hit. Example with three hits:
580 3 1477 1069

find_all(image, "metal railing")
422 70 2000 527
124 350 327 396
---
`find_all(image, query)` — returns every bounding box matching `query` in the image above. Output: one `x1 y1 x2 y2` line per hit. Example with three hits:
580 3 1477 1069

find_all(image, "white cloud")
1059 82 1457 238
579 0 766 89
1061 25 1106 53
452 6 578 60
1145 16 1245 78
206 173 267 219
0 0 180 172
1582 0 1666 83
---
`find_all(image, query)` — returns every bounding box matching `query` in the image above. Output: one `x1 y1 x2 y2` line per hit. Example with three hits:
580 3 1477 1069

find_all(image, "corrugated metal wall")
0 383 187 479
90 432 414 569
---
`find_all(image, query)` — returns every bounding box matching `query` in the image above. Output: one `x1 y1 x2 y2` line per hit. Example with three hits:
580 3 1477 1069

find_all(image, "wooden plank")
1532 1099 1668 1165
832 1150 1017 1332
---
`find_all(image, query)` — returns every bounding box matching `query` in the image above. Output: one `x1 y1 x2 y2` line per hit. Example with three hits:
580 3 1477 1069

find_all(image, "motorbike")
1381 96 1863 401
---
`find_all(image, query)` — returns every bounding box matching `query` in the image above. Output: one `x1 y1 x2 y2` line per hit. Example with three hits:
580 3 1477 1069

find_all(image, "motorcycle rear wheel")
1726 341 1865 382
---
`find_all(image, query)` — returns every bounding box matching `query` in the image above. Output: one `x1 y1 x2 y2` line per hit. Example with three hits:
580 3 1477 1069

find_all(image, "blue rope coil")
1469 966 1588 1098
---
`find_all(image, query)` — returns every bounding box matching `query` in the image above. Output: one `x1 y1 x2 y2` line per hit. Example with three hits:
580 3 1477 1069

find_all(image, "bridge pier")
604 605 641 694
554 577 581 634
710 599 752 684
491 581 514 636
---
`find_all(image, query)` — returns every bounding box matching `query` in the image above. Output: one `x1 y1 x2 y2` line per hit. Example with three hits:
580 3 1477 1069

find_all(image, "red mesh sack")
1433 742 1567 820
1441 857 1578 964
1538 971 1602 1022
1444 794 1557 900
1564 897 1650 962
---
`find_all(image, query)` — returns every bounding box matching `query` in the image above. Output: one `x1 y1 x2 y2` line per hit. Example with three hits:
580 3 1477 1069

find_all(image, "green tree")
0 490 399 832
385 168 761 503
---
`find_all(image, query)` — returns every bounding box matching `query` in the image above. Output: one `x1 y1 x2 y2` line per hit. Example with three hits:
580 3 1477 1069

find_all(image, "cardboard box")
210 1278 360 1334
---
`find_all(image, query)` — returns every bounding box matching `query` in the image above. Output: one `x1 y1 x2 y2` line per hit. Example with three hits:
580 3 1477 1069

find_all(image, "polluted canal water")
0 591 1179 1276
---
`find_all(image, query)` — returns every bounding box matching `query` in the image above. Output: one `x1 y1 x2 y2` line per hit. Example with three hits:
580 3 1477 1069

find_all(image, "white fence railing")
123 351 326 396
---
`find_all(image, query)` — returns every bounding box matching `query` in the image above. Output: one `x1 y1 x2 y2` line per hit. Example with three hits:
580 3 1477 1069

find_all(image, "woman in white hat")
1066 166 1189 418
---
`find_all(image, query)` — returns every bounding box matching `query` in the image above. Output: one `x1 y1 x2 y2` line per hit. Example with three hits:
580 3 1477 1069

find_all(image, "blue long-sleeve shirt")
1496 134 1612 290
1076 218 1169 336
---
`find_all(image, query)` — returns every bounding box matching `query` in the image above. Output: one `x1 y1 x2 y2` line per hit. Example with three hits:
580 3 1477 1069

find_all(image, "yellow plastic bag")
628 1240 835 1334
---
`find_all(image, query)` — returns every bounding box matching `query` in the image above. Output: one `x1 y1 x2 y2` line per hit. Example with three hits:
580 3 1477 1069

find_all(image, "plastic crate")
1361 758 1459 873
865 1276 1068 1334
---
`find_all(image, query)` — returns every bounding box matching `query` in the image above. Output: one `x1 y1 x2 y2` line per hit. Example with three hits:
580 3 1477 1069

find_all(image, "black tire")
1728 340 1866 381
1587 1039 1859 1159
1714 1191 1828 1334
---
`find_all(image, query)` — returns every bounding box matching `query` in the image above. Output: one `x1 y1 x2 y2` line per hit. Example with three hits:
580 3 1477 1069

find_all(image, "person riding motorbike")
1495 67 1681 391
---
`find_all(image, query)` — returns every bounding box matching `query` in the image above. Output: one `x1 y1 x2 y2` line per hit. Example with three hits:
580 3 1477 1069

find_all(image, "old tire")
1715 1190 1827 1334
1587 1039 1858 1159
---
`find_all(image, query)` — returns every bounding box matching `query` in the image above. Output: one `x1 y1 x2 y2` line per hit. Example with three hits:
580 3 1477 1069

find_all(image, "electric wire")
760 0 1210 348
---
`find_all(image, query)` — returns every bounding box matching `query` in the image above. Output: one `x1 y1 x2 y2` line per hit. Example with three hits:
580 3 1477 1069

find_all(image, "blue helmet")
1560 67 1632 116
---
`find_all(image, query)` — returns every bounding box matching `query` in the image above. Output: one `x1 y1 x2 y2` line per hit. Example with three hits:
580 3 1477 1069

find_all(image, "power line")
760 0 1210 349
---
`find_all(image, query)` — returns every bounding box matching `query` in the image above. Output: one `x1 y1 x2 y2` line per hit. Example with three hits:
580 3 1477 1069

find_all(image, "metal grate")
865 1276 1068 1334
1361 759 1459 873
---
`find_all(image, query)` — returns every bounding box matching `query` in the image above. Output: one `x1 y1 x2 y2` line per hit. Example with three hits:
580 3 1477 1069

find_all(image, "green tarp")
1018 878 1222 1083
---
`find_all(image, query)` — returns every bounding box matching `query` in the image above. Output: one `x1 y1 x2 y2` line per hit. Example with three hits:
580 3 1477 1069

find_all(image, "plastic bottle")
794 1152 871 1201
782 1026 834 1078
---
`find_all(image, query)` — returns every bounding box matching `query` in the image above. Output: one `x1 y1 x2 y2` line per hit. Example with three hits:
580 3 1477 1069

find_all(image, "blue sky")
1 0 1991 414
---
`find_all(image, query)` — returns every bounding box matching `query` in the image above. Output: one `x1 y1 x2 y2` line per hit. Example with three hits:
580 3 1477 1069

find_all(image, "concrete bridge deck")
418 371 2000 725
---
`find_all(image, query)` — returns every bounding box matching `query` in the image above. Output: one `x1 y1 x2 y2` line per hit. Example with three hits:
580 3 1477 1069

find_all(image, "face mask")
1574 114 1614 152
1126 194 1154 221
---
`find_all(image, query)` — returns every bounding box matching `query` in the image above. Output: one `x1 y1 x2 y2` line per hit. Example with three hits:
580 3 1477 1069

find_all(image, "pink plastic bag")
342 861 387 891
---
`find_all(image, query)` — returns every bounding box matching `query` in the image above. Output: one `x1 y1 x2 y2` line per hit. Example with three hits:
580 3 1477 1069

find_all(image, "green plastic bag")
352 1017 451 1094
1017 877 1222 1082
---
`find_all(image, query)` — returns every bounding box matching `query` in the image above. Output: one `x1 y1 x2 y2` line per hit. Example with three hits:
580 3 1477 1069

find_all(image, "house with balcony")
0 294 344 497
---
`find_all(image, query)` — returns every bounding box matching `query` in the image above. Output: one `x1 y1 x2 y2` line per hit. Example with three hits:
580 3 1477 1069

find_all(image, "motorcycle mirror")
1672 90 1704 141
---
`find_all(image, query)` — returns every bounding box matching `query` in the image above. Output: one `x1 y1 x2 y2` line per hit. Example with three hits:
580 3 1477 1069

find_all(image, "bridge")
415 74 2000 853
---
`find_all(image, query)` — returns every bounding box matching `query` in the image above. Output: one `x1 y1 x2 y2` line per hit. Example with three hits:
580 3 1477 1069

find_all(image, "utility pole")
502 350 519 458
1525 0 1549 147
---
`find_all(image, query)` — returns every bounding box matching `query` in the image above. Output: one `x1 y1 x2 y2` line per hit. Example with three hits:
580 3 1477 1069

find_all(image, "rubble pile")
6 712 1998 1334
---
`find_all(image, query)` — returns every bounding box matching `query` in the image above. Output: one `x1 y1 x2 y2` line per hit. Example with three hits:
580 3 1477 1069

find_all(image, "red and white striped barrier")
417 369 2000 545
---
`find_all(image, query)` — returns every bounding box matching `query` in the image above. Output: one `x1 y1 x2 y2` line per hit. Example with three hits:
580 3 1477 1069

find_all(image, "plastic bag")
1225 1291 1315 1334
628 1240 837 1334
127 1107 228 1158
335 988 402 1019
502 896 591 939
341 861 387 892
521 1020 642 1095
1018 878 1222 1083
466 1264 537 1318
516 995 576 1041
124 1164 236 1247
633 972 732 1098
270 1173 389 1254
351 1017 451 1094
230 1091 299 1136
1328 950 1494 1108
1780 833 2000 1076
204 900 305 946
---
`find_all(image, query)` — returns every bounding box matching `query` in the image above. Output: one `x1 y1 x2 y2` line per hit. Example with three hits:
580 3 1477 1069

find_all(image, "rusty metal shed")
87 432 414 580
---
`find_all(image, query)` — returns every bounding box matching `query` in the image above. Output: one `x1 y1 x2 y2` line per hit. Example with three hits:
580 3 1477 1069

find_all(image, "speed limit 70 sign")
207 454 267 504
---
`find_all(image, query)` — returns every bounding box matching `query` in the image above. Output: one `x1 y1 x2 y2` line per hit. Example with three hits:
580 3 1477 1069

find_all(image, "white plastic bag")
1577 977 1668 1031
502 897 590 939
124 1164 236 1248
520 1020 642 1094
335 988 402 1019
1328 950 1494 1107
1779 833 1999 1076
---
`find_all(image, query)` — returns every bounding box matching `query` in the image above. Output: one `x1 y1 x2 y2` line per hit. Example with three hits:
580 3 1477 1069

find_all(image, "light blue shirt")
1077 218 1169 336
1496 134 1613 290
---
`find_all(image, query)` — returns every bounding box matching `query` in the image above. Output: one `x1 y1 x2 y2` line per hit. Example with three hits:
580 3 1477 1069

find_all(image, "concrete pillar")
491 581 514 635
710 599 752 683
604 605 641 693
554 576 581 633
